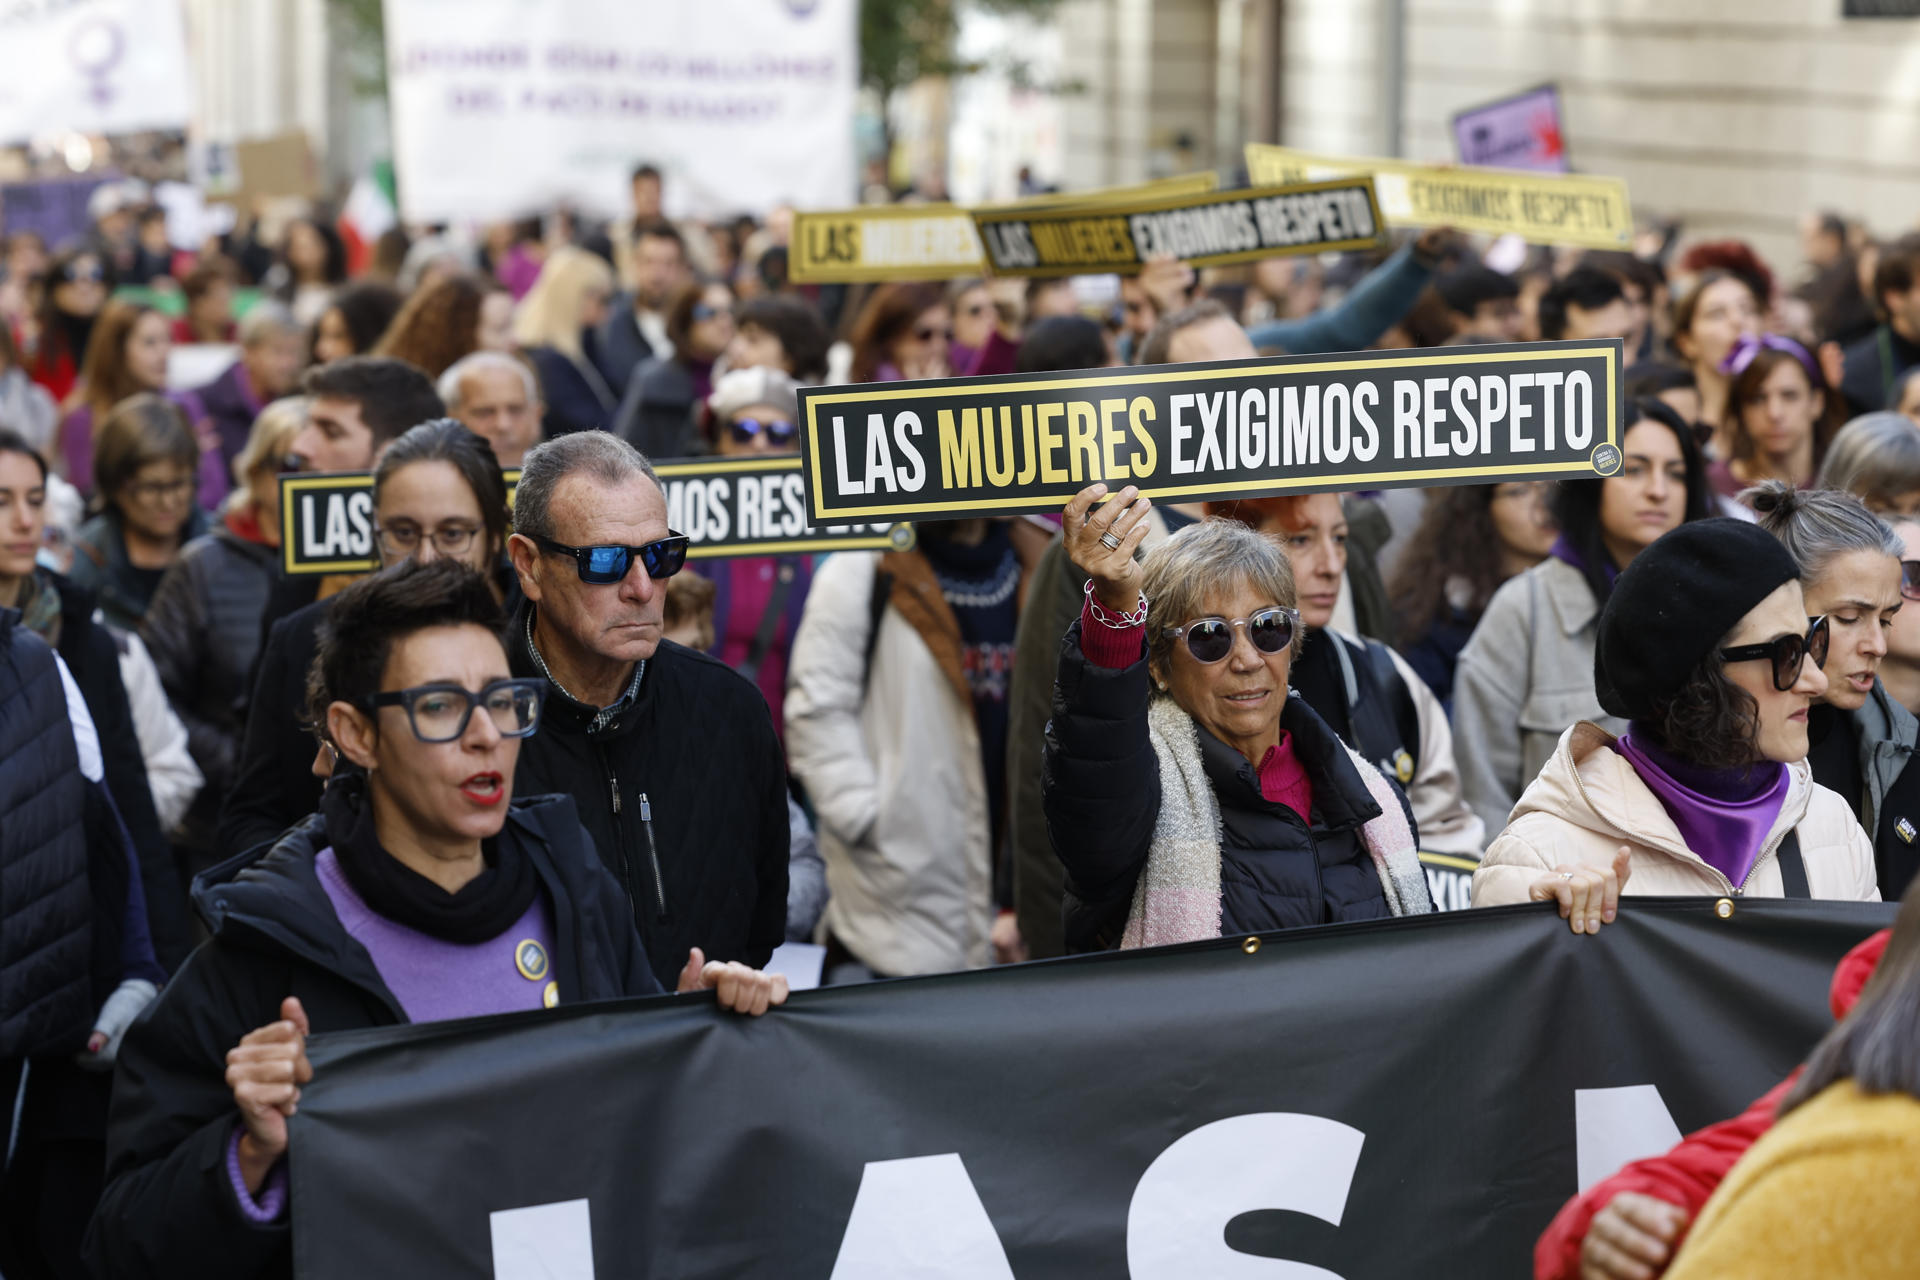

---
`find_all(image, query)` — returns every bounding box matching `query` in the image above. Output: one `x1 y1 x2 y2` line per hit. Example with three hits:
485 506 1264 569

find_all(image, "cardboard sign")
1244 144 1631 250
796 341 1622 526
970 178 1384 278
280 459 906 574
1451 84 1569 173
787 174 1221 283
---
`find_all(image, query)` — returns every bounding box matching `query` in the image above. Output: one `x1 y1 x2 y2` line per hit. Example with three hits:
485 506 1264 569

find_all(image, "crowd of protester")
5 162 1920 1278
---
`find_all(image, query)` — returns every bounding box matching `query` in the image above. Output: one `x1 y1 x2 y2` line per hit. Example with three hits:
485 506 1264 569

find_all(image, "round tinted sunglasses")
528 531 689 585
1902 559 1920 602
1163 607 1300 665
1719 615 1830 692
731 416 796 446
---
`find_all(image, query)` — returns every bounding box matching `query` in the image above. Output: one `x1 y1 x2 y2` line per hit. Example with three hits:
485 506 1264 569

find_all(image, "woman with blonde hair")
142 398 307 869
511 246 620 436
55 299 173 497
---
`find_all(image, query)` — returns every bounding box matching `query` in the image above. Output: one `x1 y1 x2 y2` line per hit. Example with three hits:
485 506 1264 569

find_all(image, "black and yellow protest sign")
971 178 1385 278
796 341 1622 526
1244 144 1632 250
280 459 906 575
788 174 1221 284
656 456 911 556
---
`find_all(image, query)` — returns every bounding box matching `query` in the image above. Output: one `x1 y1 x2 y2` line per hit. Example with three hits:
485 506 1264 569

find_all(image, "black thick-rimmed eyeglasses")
362 679 545 743
527 531 689 585
1719 615 1830 693
1163 607 1300 665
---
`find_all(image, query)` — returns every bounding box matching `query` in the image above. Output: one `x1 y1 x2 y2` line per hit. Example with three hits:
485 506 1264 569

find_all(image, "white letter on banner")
829 1153 1016 1280
491 1198 595 1280
1127 1113 1364 1280
1575 1086 1683 1192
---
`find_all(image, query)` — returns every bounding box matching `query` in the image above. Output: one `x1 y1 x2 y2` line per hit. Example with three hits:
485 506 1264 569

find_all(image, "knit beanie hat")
1594 518 1801 722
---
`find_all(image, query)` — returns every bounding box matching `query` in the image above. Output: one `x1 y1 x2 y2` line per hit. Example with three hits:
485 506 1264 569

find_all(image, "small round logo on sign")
1590 442 1623 476
1392 749 1415 784
888 524 918 552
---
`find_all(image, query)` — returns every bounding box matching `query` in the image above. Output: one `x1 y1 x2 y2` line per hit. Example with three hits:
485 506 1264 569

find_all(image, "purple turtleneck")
1614 728 1789 888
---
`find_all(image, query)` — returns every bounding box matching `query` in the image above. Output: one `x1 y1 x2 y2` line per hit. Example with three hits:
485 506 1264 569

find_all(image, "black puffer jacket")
86 792 661 1280
0 608 90 1058
509 602 788 988
45 573 192 972
141 524 278 863
1042 622 1418 953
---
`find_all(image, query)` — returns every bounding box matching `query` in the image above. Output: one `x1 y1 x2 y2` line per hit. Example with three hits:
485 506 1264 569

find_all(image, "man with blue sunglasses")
506 432 791 989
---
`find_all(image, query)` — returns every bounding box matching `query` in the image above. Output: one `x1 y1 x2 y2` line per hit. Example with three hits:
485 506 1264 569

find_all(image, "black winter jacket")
0 607 91 1058
508 603 789 987
85 793 661 1280
1043 623 1415 953
142 525 278 861
47 573 192 972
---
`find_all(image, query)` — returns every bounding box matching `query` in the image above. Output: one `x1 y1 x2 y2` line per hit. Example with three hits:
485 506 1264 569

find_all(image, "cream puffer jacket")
1473 723 1881 904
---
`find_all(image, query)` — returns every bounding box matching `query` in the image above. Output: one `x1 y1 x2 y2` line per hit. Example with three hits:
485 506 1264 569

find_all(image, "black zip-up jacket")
84 793 660 1280
1042 623 1416 953
508 601 789 988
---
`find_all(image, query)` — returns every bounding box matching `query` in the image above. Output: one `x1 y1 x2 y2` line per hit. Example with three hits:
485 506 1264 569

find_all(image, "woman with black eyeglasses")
1473 519 1879 930
612 279 735 459
89 559 786 1280
1749 483 1920 902
219 419 522 859
1035 487 1432 954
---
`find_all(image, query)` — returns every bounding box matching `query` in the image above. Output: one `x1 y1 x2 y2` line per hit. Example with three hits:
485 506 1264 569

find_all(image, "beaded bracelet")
1084 578 1149 629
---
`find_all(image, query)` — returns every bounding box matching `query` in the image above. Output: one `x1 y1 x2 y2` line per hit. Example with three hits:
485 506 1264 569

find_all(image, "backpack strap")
861 561 894 695
737 558 799 685
1777 828 1810 899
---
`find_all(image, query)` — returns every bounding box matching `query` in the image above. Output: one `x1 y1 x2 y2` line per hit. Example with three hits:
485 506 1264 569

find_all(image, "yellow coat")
1664 1081 1920 1280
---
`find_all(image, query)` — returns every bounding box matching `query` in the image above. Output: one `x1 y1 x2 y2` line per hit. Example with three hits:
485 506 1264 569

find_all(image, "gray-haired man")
506 432 788 986
438 351 544 468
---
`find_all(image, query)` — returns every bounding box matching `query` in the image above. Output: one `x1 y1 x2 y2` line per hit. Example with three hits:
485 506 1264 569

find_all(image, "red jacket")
1534 928 1890 1280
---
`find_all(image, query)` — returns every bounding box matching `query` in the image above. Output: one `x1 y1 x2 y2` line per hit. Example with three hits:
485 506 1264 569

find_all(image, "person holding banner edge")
86 561 786 1280
1472 518 1879 918
1043 484 1431 951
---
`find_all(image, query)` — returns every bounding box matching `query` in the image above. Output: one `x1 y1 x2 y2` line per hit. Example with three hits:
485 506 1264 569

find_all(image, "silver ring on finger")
1099 531 1122 550
1560 871 1575 881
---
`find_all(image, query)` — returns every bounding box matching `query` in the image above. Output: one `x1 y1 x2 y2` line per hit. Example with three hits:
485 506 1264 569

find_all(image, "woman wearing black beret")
1472 518 1880 930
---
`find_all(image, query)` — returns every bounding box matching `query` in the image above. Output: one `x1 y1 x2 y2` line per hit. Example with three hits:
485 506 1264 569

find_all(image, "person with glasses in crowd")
612 279 735 459
847 282 952 384
437 350 545 469
87 559 788 1280
1749 483 1920 902
687 367 813 739
1038 487 1431 954
1473 519 1879 929
27 248 109 405
220 418 514 858
69 395 210 632
506 432 790 989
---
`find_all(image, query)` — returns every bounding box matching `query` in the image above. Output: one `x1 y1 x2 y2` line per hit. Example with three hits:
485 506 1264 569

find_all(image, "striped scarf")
1120 696 1429 949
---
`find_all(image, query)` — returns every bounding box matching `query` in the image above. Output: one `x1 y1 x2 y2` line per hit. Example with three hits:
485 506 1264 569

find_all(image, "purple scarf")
1549 533 1620 587
1614 729 1788 888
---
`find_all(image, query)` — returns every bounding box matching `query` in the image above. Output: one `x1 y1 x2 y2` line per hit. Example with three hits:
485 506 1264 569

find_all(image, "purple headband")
1719 332 1820 384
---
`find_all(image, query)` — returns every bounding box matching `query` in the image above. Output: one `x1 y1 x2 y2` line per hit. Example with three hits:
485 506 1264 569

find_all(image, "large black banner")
796 341 1623 526
289 899 1889 1277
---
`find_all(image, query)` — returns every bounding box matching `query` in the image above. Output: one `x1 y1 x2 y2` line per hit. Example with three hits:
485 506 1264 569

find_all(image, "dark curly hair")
305 558 504 744
1386 484 1514 649
1634 648 1761 771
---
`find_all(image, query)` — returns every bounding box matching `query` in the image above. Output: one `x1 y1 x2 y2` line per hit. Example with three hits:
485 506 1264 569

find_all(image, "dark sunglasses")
730 416 797 446
1163 607 1300 665
529 531 688 585
1902 559 1920 602
1719 615 1830 692
60 262 104 284
915 325 953 343
693 302 732 322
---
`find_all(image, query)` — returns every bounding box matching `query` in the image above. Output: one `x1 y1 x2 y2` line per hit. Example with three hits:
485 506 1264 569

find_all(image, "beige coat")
1473 723 1881 904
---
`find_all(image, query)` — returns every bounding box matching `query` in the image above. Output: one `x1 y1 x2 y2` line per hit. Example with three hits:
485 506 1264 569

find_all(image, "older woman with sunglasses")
90 560 785 1280
1040 484 1431 953
1749 482 1920 903
1473 519 1879 932
691 367 812 737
